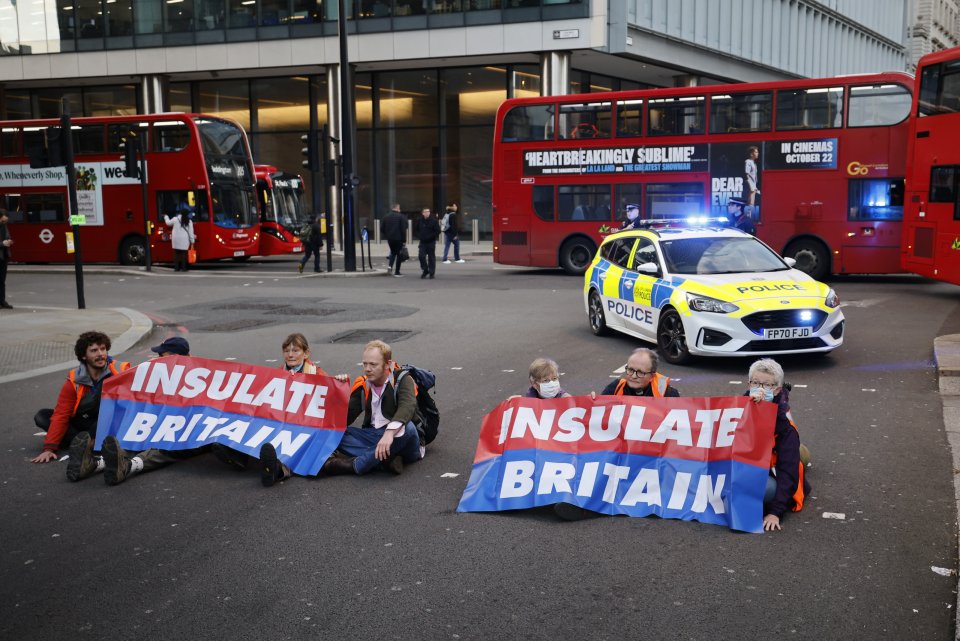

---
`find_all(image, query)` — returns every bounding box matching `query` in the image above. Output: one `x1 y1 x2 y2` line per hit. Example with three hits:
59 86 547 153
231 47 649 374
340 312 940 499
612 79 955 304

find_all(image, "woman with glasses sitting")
745 358 811 532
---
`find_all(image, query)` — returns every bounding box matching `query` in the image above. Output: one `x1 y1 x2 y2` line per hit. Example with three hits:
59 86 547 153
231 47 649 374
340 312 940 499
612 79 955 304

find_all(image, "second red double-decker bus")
1 113 259 265
902 45 960 286
255 164 308 256
493 72 913 278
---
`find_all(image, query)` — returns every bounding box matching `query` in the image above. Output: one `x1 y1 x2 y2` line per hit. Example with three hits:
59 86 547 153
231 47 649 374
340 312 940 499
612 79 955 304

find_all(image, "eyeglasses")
624 366 653 378
748 380 778 391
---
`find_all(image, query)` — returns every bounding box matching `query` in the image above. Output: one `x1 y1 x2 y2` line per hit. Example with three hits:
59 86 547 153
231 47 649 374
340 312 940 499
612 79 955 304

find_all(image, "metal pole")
62 102 85 309
322 124 333 272
338 0 357 271
139 138 152 271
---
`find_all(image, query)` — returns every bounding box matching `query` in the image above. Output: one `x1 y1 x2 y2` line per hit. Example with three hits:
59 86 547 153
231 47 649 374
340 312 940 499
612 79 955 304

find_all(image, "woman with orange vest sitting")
598 348 680 398
29 331 131 482
745 358 811 532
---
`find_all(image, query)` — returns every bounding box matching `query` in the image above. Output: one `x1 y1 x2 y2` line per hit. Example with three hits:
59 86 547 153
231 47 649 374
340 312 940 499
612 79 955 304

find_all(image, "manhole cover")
330 330 416 344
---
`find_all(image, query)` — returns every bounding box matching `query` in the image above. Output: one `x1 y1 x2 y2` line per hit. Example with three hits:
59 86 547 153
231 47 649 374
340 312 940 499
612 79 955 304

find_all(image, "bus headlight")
824 288 840 308
686 292 739 313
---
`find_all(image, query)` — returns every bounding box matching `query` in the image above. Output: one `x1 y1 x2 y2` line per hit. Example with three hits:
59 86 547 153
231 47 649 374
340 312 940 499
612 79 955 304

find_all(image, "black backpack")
393 364 440 445
299 222 313 243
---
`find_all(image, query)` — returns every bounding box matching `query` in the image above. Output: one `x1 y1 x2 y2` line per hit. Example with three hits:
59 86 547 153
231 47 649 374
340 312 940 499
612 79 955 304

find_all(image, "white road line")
861 388 877 392
822 512 846 520
931 566 956 576
225 357 238 361
729 381 742 385
793 384 808 388
33 432 45 436
440 472 459 478
451 367 463 370
501 369 515 373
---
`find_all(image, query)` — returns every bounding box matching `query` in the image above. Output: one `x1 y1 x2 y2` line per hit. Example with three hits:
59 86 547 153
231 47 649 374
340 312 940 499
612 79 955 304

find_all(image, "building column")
673 74 700 87
326 64 342 249
540 51 571 96
140 75 166 114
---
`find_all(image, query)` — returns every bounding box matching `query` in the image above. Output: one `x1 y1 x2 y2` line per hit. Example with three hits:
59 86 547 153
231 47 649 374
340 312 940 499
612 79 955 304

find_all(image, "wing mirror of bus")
636 262 659 275
783 257 797 268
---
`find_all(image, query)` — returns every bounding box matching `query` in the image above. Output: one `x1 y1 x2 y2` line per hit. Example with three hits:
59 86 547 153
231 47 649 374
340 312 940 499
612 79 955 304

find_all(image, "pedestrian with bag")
298 214 323 273
413 207 440 279
382 203 407 277
441 202 465 264
164 206 196 272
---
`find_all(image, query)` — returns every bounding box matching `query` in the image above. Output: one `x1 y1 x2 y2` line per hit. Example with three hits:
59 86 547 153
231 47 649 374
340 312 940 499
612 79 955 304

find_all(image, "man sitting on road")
598 348 680 398
100 336 212 486
321 340 425 476
29 331 131 482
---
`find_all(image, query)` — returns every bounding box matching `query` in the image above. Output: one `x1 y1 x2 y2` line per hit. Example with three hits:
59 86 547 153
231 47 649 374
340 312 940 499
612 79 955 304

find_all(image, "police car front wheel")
657 309 691 365
588 290 609 336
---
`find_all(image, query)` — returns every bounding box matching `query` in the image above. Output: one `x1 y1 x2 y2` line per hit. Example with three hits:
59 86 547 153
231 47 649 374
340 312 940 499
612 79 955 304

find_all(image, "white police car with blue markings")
583 224 844 364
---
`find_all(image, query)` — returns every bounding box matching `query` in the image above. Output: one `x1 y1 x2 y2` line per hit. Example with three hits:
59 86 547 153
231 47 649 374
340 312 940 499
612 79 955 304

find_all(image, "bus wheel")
784 239 829 280
559 237 596 275
657 309 691 365
119 236 146 266
588 290 609 336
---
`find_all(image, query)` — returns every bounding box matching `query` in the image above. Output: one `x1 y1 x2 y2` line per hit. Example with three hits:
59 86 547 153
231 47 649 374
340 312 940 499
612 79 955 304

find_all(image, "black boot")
320 452 356 476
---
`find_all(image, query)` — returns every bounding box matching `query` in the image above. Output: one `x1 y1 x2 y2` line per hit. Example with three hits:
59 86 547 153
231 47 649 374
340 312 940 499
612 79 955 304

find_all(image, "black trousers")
419 242 436 276
387 240 404 274
300 244 321 271
0 258 6 303
173 249 189 272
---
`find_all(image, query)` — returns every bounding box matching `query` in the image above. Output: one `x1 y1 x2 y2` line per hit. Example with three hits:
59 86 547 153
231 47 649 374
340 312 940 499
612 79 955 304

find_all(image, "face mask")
538 380 561 398
627 209 639 221
751 386 775 402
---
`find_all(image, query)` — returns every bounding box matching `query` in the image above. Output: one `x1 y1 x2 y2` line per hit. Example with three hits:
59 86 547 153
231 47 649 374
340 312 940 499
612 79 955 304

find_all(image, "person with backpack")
298 214 323 273
441 202 465 264
381 203 407 277
322 340 426 476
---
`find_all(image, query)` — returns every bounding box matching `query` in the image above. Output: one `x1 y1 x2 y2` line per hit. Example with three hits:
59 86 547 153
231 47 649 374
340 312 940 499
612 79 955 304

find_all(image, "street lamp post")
338 0 357 272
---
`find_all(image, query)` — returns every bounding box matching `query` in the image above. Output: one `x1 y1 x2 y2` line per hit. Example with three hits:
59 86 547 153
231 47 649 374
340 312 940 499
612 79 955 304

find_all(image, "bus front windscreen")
195 117 257 229
274 185 306 232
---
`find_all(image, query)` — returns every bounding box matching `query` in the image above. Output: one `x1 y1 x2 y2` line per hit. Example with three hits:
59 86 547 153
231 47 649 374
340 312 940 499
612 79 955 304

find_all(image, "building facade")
0 0 914 238
907 0 960 70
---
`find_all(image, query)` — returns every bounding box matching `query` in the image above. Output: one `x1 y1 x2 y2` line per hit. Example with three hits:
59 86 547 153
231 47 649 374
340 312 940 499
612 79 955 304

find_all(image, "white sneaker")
393 274 404 278
442 260 451 264
455 259 465 263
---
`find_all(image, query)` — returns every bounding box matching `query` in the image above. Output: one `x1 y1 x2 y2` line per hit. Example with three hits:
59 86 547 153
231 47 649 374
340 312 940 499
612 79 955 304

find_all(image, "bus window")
558 184 611 221
615 99 643 137
848 178 904 220
501 104 555 142
108 123 149 153
919 60 960 116
648 96 705 136
1 128 18 157
532 185 554 221
22 193 67 223
775 86 844 130
848 84 911 127
709 92 772 133
615 184 643 219
157 189 210 223
152 121 191 152
930 166 959 204
645 182 704 219
558 102 612 140
73 125 105 155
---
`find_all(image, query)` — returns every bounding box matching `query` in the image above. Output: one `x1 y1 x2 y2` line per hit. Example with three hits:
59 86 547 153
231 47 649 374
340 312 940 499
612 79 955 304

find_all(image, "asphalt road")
1 258 958 641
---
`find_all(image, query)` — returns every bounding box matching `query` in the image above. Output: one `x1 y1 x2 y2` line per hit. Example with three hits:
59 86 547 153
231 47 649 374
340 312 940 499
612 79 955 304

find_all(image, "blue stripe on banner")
96 398 344 477
456 448 768 532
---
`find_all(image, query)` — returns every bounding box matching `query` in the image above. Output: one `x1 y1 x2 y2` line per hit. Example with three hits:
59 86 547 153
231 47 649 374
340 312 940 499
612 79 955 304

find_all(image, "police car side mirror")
783 257 797 268
636 262 659 275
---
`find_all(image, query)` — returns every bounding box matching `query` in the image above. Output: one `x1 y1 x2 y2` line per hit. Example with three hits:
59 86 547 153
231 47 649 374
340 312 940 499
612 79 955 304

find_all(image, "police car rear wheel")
657 309 691 365
588 290 609 336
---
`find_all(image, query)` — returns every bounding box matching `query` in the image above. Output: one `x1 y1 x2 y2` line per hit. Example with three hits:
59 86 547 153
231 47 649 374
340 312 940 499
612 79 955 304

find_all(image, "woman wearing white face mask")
523 358 571 399
745 358 811 532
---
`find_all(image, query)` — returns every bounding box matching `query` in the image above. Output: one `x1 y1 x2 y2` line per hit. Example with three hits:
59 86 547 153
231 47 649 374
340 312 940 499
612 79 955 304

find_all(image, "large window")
532 185 554 221
929 165 960 220
558 101 611 140
378 71 438 128
501 104 553 142
443 67 507 126
776 87 844 130
645 182 704 219
848 178 904 221
648 96 705 136
557 184 611 221
254 77 310 131
615 99 642 138
198 80 250 129
918 59 960 117
848 84 911 127
709 92 772 134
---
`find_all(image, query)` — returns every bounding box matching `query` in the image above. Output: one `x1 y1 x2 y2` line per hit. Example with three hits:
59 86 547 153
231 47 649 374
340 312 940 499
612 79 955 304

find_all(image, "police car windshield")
660 237 788 275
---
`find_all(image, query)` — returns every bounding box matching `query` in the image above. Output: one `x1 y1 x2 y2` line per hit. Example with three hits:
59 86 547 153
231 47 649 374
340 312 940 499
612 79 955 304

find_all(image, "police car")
584 223 844 364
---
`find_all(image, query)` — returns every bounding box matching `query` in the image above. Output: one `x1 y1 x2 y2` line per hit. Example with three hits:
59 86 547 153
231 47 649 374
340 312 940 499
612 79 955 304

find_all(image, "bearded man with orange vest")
319 339 425 476
599 348 680 398
29 331 131 481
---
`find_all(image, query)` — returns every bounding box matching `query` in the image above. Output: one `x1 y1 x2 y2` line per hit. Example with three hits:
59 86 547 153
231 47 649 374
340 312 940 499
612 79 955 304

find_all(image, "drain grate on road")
330 329 416 344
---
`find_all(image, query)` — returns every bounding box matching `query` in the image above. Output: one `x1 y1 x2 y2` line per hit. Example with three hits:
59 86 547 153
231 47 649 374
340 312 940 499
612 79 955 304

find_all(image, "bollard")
374 219 381 244
472 218 479 245
406 219 413 245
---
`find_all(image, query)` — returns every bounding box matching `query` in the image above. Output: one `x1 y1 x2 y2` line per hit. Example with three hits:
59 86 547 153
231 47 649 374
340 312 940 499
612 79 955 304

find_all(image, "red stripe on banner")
471 396 775 468
103 356 351 430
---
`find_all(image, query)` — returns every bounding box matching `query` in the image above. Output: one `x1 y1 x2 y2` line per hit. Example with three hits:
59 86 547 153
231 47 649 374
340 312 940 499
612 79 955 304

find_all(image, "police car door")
623 237 661 340
595 237 637 333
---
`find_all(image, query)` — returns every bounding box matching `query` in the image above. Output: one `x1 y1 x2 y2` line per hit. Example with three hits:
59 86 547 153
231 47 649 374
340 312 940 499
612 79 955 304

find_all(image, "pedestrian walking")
164 207 196 272
441 202 465 264
414 207 440 279
0 209 12 308
298 214 323 273
382 203 407 277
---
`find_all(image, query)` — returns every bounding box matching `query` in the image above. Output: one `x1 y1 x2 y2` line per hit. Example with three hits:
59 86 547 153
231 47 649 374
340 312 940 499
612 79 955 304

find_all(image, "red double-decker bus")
255 164 307 256
902 45 960 286
493 72 912 278
1 113 259 265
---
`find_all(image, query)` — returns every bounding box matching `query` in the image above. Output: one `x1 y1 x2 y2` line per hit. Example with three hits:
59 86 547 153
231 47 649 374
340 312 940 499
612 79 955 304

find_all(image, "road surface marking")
441 473 459 478
822 512 846 520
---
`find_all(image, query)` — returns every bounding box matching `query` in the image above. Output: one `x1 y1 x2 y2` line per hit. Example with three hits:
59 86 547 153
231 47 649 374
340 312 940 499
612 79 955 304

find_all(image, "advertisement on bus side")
522 144 709 176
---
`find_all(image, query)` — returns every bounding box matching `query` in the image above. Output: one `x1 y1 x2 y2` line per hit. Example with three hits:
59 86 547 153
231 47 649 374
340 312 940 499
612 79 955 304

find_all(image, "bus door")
495 180 540 267
843 176 904 273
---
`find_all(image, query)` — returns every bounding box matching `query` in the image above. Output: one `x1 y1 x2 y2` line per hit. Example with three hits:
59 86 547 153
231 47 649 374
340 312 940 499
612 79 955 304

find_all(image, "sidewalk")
0 306 152 385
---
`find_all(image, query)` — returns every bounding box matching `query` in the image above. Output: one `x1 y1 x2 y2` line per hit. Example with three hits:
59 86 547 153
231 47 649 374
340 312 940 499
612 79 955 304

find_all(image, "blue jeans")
763 474 776 503
300 244 321 271
337 424 422 475
442 234 460 261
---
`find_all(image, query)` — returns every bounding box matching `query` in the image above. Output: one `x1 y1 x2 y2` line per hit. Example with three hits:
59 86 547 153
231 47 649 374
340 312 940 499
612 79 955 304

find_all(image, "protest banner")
457 395 776 532
95 355 351 476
